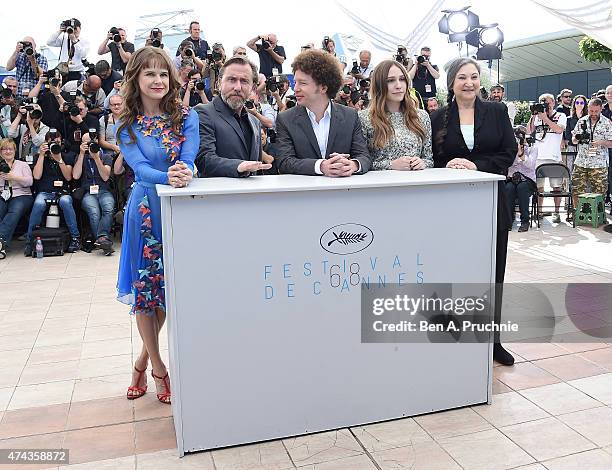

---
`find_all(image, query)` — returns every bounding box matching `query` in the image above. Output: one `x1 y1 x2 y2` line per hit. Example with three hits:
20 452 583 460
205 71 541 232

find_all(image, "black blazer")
431 99 517 228
275 102 372 175
194 96 262 177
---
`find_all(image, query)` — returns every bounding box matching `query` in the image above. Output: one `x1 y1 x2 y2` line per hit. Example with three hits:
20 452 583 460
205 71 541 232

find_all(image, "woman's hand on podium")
446 158 477 171
168 161 193 188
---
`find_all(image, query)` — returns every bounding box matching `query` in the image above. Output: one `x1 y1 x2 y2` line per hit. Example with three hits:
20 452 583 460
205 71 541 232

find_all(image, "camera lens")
151 39 161 48
66 26 74 34
89 142 100 153
195 80 205 91
69 105 80 116
113 34 121 42
50 143 62 155
245 100 254 109
342 85 351 95
185 49 193 57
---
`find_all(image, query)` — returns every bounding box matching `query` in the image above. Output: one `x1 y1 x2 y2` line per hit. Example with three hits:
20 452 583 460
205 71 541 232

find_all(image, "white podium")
157 169 504 455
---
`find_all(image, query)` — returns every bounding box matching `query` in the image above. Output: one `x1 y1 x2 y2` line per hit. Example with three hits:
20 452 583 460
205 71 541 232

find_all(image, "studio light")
438 6 480 43
465 23 504 60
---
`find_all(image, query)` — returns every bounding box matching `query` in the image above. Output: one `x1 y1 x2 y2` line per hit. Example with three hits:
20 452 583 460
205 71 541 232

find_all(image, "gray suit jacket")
275 102 371 175
194 96 262 177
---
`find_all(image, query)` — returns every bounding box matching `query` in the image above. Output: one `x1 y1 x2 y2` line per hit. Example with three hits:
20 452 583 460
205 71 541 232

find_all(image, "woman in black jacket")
431 57 517 365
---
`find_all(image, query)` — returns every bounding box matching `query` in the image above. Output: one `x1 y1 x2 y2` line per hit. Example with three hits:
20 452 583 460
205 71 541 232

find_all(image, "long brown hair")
116 46 184 145
570 95 588 119
368 60 426 149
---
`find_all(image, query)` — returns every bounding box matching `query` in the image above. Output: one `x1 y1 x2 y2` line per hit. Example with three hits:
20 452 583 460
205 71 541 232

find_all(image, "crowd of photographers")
0 17 610 256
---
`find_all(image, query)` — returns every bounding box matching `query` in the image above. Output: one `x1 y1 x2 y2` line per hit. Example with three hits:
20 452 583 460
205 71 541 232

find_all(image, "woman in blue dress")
116 46 198 404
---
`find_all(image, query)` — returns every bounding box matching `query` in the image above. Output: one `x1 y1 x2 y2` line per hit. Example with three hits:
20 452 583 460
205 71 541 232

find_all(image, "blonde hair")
116 46 184 145
368 60 426 149
0 138 16 152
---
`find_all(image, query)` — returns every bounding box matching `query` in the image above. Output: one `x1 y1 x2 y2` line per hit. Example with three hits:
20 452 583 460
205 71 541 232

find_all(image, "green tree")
578 37 612 64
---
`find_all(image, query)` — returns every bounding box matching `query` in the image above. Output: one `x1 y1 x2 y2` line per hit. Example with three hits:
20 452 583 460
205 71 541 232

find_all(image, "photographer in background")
426 97 439 114
145 28 165 49
174 41 205 72
247 33 286 78
489 84 517 124
408 47 439 100
25 130 80 255
28 71 64 129
94 60 122 96
61 75 106 116
570 98 612 212
55 95 98 155
505 126 538 232
0 138 33 254
201 43 227 96
233 46 248 57
1 78 20 137
72 132 114 255
47 18 88 82
6 37 49 97
526 93 567 222
181 70 209 107
8 103 49 161
556 89 572 117
99 93 123 157
350 50 373 80
97 27 134 74
176 21 209 61
246 89 275 129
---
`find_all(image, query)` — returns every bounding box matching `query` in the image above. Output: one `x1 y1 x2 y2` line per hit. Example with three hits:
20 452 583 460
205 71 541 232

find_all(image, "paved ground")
0 213 611 469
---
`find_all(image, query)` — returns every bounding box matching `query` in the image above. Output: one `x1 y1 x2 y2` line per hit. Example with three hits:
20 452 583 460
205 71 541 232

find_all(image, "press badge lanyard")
588 118 600 142
87 158 96 185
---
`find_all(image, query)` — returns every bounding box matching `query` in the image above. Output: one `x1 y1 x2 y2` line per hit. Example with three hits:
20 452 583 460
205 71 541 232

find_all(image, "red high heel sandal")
151 370 171 404
126 366 147 400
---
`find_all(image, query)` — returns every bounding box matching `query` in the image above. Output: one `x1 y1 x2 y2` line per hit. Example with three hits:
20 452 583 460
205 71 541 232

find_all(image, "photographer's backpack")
30 227 70 257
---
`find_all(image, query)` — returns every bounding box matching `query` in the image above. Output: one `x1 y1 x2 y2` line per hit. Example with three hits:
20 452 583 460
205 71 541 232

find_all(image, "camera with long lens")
0 160 10 174
63 92 80 117
109 27 121 43
20 41 34 56
183 46 195 57
285 95 298 109
266 75 282 93
479 87 489 101
150 28 161 48
394 46 409 66
81 58 95 76
244 99 255 110
88 129 100 154
61 19 76 35
350 89 361 105
359 78 370 89
416 55 426 64
194 79 205 91
350 60 359 75
341 84 353 95
46 131 62 158
42 69 61 88
207 44 224 62
322 36 330 48
576 120 591 145
260 37 271 50
529 100 548 115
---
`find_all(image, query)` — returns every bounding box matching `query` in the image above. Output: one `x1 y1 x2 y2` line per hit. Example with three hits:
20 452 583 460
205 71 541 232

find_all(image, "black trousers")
494 226 509 344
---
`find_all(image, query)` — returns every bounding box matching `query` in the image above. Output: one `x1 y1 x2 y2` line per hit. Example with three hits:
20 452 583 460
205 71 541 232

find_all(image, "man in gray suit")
195 56 271 177
275 50 371 176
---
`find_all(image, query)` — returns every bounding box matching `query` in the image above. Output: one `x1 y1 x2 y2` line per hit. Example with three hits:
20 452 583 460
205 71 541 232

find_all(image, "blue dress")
116 108 199 315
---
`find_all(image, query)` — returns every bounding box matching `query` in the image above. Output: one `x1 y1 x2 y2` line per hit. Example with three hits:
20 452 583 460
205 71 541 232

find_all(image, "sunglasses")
575 100 585 105
562 95 572 98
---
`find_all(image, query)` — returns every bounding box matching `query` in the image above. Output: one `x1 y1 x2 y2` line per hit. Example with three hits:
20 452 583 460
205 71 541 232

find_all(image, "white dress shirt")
47 32 89 73
306 101 332 175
